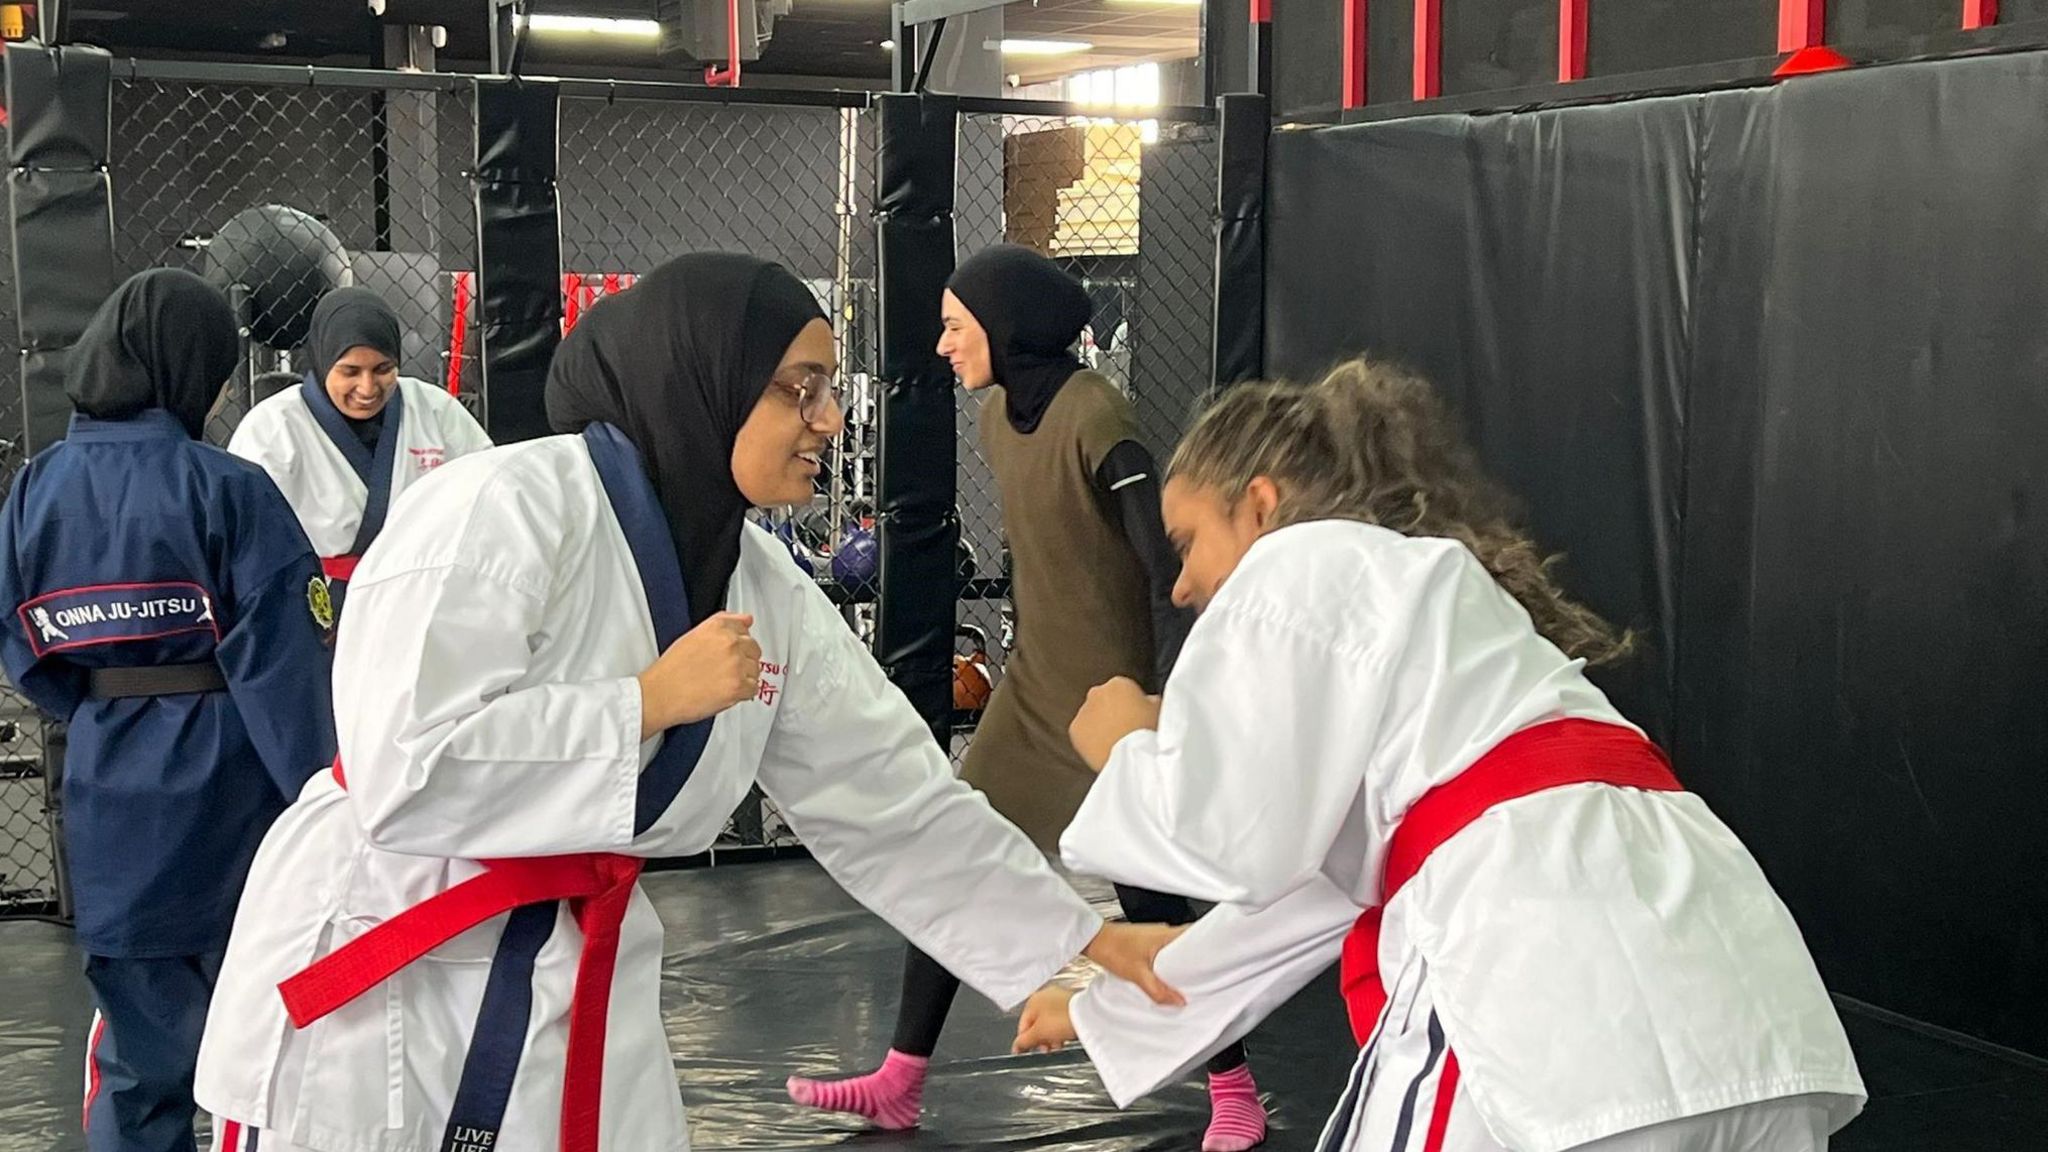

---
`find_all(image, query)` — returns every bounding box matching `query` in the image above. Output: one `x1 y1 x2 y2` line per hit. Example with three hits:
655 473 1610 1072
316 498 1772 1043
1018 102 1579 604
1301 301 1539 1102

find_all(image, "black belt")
87 662 228 698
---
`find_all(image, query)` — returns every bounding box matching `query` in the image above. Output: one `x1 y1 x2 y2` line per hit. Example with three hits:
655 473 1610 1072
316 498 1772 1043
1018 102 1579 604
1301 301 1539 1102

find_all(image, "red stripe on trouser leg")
1423 1051 1460 1151
222 1120 243 1151
82 1012 107 1132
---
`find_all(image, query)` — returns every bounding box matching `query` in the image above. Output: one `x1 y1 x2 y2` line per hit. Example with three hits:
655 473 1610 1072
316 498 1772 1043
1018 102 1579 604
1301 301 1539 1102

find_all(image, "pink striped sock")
1203 1065 1268 1152
786 1049 928 1130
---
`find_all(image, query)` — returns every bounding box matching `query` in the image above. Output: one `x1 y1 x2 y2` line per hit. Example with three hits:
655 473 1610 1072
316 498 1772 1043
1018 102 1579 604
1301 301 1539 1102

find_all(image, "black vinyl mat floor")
0 860 2042 1150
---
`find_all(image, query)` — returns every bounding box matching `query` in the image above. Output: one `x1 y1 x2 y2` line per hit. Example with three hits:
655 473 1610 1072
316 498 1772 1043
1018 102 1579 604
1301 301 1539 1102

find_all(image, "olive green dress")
961 371 1155 851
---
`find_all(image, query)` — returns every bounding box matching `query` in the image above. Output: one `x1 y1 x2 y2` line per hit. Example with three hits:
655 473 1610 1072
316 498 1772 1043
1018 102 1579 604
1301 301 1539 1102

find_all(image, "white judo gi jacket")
1061 520 1866 1152
194 432 1101 1152
228 375 492 563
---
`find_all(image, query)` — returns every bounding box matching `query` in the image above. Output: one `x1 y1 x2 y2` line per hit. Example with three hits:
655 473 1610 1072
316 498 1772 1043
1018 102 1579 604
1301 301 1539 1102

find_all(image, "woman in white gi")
228 286 492 611
195 252 1179 1152
1012 359 1868 1151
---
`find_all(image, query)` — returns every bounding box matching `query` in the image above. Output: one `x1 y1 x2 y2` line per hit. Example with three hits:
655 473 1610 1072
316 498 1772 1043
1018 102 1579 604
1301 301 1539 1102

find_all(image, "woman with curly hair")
1016 358 1867 1151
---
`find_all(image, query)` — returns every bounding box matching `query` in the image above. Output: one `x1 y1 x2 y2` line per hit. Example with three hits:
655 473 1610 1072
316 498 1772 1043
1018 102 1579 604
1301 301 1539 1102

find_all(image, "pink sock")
1204 1065 1268 1152
786 1049 928 1130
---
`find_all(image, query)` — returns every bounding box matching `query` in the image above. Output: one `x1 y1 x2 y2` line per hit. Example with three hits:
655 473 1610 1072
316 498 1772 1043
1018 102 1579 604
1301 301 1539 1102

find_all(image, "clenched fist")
1068 676 1162 773
637 612 762 738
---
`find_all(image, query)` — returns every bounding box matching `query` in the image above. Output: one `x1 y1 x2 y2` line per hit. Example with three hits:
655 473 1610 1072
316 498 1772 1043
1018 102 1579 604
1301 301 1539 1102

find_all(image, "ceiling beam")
898 0 1010 28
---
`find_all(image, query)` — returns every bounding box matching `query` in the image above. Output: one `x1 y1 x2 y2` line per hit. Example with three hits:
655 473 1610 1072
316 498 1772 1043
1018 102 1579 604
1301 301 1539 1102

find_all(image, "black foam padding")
1265 47 2048 1057
1210 93 1268 391
471 78 563 444
7 43 116 454
873 93 959 741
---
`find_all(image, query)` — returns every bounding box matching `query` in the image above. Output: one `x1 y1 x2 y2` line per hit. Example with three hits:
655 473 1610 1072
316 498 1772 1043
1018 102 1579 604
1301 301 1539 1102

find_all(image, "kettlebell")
954 624 993 711
831 519 881 594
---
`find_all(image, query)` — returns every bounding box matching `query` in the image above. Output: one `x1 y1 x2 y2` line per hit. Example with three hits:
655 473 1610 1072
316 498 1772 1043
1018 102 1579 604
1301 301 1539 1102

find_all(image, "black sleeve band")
1096 439 1194 687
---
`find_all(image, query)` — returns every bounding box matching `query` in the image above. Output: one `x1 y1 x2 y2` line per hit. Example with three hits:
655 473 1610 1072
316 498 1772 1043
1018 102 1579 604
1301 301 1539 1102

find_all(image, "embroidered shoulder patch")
17 581 218 659
307 576 336 632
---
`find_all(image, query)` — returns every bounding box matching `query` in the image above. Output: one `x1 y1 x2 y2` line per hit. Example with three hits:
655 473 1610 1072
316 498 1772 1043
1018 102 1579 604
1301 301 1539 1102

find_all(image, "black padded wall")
1266 49 2048 1057
7 44 117 454
1266 101 1694 746
471 77 562 444
1679 51 2048 1057
874 93 958 741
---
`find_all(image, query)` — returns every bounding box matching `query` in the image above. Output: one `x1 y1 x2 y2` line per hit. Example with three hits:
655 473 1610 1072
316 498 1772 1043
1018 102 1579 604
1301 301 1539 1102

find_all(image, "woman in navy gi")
0 268 339 1152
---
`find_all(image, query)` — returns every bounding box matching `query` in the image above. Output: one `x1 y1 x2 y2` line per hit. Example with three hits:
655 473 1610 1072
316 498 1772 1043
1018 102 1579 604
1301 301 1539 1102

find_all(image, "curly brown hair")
1167 358 1636 667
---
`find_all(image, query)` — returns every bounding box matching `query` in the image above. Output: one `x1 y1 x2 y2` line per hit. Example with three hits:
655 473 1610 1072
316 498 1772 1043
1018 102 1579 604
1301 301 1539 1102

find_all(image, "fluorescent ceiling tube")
994 39 1092 55
522 14 663 37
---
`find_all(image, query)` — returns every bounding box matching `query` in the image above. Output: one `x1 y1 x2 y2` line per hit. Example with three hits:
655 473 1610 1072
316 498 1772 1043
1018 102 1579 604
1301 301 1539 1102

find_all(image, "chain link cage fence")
0 73 482 919
559 92 879 855
949 108 1219 769
0 77 1224 906
112 76 481 447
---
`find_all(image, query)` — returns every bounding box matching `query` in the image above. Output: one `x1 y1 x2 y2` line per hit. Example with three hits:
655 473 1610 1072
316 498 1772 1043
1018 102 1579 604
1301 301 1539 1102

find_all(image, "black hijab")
947 244 1092 435
65 268 239 439
546 252 825 625
306 287 402 383
304 288 404 442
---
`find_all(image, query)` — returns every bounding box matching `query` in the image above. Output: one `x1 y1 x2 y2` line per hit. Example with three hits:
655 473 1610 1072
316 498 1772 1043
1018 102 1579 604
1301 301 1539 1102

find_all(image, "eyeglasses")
771 368 841 425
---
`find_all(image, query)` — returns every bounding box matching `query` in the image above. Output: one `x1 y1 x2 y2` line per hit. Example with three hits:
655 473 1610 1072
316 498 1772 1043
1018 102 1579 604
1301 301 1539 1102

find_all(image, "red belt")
320 555 360 582
1338 719 1682 1043
281 758 641 1152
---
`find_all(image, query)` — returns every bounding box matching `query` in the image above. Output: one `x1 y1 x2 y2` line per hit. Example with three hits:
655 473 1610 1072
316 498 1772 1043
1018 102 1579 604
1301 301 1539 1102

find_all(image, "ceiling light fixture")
994 39 1092 56
521 14 663 37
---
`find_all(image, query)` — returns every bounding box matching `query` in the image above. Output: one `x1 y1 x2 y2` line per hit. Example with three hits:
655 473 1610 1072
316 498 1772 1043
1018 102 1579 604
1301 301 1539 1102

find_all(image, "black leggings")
891 883 1249 1074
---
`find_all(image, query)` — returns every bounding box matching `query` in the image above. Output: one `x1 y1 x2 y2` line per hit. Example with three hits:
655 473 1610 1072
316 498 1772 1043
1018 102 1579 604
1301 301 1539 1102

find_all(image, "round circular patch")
307 575 336 632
